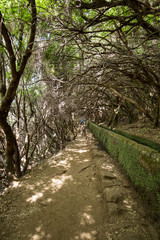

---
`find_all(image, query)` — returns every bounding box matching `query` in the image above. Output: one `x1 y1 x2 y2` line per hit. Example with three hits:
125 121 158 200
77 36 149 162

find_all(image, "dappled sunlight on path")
1 133 159 240
0 135 107 240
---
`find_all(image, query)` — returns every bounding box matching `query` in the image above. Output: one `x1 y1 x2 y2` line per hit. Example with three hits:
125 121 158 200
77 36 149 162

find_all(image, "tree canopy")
0 0 160 180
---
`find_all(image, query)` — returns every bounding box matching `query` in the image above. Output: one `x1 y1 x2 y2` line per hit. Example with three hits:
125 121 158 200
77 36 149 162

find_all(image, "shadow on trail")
0 135 106 240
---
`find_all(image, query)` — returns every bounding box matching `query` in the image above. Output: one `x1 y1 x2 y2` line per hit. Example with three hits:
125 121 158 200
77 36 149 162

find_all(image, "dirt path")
0 133 159 240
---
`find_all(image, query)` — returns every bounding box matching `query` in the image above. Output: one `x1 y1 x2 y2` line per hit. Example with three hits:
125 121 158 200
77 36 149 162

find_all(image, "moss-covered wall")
100 124 160 152
88 122 160 218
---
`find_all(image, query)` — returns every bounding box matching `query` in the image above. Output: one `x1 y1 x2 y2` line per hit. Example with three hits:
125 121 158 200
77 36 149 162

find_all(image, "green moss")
138 153 160 174
99 124 160 152
88 121 160 218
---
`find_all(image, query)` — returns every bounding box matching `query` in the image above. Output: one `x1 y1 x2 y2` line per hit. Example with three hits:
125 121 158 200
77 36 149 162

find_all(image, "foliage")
1 0 160 182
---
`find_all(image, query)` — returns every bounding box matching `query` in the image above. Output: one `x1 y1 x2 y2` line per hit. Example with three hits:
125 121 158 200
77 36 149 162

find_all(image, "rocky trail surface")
0 131 159 240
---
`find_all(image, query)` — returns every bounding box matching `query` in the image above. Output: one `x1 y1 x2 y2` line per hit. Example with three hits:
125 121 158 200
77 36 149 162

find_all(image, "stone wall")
88 122 160 218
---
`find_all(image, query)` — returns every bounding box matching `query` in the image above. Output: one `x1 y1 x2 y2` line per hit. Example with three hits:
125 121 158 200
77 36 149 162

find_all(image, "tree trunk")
0 113 21 177
0 35 6 100
154 91 160 127
22 92 30 174
0 0 37 177
110 87 154 122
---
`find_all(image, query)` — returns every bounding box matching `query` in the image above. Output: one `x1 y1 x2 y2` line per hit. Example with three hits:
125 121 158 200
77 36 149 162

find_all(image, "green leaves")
0 45 5 54
1 0 27 20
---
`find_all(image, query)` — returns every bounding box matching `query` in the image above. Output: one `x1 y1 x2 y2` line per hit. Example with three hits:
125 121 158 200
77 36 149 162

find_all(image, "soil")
0 132 160 240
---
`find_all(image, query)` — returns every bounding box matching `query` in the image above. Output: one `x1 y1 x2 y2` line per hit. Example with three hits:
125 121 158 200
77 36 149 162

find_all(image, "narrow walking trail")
0 134 107 240
0 133 159 240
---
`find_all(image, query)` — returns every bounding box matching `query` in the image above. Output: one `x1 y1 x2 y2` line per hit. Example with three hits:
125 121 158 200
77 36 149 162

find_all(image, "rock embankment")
87 131 160 240
88 122 160 219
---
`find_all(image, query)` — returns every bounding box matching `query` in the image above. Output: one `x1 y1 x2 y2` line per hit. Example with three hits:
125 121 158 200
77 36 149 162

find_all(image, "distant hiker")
79 119 87 135
79 122 86 136
80 121 84 134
